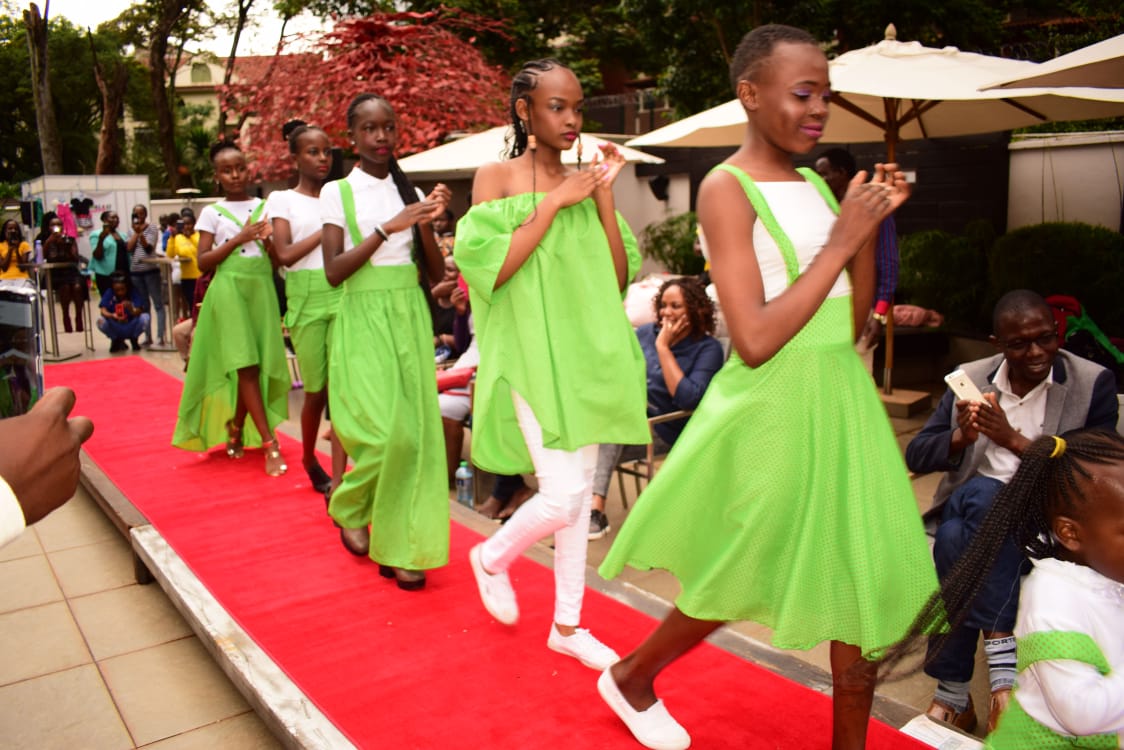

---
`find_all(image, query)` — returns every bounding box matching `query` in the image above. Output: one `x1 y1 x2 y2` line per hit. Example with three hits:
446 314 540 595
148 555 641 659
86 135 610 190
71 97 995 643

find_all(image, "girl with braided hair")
319 94 451 591
596 25 936 750
456 58 648 670
887 430 1124 748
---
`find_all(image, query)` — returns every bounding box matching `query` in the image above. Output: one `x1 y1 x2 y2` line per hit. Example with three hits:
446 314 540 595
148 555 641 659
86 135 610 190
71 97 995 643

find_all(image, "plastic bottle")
34 239 43 264
455 461 474 508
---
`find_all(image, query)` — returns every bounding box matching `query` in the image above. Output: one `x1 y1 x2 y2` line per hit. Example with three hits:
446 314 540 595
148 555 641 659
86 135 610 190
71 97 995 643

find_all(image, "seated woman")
96 272 150 352
589 276 724 539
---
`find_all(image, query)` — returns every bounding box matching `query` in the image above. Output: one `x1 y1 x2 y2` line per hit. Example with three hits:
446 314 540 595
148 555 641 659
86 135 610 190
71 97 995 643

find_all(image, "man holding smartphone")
905 289 1118 734
126 204 164 347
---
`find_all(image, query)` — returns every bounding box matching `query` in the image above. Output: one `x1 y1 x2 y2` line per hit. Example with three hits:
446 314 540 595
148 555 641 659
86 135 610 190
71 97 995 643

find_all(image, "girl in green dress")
456 59 649 671
172 140 289 477
266 121 344 497
596 25 934 750
320 94 451 591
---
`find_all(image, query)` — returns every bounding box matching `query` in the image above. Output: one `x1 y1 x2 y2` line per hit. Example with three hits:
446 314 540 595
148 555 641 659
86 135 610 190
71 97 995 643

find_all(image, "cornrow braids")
654 277 716 339
876 428 1124 681
506 58 562 160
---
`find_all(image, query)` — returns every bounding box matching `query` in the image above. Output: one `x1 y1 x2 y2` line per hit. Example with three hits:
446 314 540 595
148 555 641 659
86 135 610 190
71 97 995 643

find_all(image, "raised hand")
591 143 627 191
425 184 452 221
384 200 441 235
549 170 600 209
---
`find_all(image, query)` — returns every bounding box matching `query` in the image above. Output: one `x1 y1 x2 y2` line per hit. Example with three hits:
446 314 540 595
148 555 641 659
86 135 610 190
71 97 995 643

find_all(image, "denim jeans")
131 270 165 343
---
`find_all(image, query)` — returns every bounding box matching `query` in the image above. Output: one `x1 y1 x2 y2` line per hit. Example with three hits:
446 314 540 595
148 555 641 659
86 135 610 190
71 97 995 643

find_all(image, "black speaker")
648 175 669 202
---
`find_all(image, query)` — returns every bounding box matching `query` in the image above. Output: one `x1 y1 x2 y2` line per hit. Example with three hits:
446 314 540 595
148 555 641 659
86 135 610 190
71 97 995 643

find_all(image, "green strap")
336 179 365 248
213 200 266 255
1017 631 1111 675
711 164 839 285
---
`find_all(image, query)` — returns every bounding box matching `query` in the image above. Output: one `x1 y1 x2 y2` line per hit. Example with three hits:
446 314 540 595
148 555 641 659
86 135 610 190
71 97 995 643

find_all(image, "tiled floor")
2 329 990 747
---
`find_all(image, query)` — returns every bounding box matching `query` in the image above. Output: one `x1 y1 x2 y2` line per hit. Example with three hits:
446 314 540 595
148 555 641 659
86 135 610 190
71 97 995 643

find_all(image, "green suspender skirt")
172 250 289 451
600 166 938 657
284 269 340 394
327 263 449 570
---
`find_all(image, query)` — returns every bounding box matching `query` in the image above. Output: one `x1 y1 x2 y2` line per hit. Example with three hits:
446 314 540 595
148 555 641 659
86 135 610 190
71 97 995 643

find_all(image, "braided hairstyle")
345 93 439 312
209 138 240 163
878 428 1124 679
506 58 564 159
282 119 328 154
729 24 818 92
653 277 716 339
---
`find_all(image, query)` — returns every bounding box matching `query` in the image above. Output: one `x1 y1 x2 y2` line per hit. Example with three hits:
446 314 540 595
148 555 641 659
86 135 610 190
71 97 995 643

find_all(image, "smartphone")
175 220 185 232
114 302 126 318
944 369 990 407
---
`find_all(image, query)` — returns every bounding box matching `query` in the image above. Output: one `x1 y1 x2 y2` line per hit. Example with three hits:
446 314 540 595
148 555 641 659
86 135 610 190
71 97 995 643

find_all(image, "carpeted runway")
50 356 928 749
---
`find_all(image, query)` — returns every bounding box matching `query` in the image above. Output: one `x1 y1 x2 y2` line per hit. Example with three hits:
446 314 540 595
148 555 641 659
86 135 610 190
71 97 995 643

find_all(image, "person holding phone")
0 219 30 280
95 272 149 352
905 288 1118 734
88 211 127 296
40 214 87 334
167 212 201 318
126 205 164 347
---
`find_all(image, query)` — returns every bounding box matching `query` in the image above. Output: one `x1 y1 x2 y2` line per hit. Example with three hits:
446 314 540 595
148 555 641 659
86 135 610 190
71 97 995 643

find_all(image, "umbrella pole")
883 129 897 394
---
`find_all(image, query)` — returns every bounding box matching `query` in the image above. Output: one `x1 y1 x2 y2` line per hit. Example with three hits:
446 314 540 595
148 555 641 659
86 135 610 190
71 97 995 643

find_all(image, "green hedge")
640 211 705 276
898 221 1124 336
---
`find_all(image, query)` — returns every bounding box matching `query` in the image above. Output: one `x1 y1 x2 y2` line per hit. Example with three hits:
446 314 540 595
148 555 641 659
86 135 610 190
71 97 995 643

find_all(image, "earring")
576 135 583 170
527 134 537 152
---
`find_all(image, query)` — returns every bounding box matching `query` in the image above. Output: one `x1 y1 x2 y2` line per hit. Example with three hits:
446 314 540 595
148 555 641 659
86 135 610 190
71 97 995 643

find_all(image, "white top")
753 182 849 303
978 360 1052 483
196 198 266 258
265 190 324 272
319 167 422 267
1015 557 1124 744
0 475 25 549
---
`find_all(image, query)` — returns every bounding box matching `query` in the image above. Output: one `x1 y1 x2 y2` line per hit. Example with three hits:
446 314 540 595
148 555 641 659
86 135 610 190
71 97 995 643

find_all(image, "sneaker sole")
587 525 611 541
469 545 519 625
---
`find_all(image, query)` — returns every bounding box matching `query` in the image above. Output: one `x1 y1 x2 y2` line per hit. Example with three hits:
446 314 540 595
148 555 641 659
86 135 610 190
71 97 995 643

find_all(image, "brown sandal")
225 420 244 458
264 439 287 476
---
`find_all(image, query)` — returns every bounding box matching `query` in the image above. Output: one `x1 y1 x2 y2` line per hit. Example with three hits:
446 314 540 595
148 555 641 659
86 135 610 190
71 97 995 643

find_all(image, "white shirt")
196 198 266 258
978 360 1052 483
754 182 849 304
0 476 25 548
265 190 324 272
319 167 422 267
1015 558 1124 744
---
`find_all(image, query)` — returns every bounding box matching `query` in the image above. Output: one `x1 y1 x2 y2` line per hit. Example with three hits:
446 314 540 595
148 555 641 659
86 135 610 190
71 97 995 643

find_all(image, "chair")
614 409 692 508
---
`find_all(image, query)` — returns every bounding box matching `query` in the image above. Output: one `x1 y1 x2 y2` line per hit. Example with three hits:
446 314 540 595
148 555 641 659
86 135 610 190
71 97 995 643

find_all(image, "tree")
22 2 62 174
88 30 131 174
225 9 510 180
214 0 256 139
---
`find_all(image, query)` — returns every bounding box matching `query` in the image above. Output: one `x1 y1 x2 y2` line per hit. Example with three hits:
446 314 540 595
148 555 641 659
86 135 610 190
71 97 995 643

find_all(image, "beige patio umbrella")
627 26 1124 395
982 33 1124 90
398 126 663 181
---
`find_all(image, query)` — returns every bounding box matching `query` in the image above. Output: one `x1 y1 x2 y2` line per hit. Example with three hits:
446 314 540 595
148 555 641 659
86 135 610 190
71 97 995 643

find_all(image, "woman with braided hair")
455 58 648 670
320 93 451 590
884 430 1124 748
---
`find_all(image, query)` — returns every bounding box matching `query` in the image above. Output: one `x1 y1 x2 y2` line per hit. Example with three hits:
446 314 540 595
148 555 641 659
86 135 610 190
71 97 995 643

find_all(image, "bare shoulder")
697 165 755 227
471 161 514 204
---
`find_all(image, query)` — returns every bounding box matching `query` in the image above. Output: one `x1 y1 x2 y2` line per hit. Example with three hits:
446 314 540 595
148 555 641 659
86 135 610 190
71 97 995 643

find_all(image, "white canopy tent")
982 33 1124 90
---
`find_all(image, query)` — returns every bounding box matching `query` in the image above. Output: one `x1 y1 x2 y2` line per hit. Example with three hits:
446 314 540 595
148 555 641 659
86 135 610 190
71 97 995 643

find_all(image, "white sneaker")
597 668 691 750
469 544 518 625
547 624 620 670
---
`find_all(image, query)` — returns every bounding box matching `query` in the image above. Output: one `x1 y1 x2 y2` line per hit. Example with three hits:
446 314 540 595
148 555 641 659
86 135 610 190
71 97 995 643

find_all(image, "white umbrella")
398 126 663 180
627 29 1124 160
982 33 1124 90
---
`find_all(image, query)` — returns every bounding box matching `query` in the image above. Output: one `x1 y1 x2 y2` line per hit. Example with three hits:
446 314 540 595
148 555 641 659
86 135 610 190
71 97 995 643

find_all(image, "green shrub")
897 228 989 331
989 222 1124 336
640 211 704 275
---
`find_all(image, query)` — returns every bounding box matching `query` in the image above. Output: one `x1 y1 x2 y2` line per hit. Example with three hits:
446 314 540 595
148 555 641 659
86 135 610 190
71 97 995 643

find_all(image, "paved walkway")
0 330 990 748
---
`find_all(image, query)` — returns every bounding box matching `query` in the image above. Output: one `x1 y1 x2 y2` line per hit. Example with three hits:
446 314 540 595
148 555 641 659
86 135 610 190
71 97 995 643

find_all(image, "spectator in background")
41 214 87 333
434 208 456 256
96 271 149 353
126 204 164 347
88 211 127 296
814 148 898 357
588 277 724 539
0 219 30 280
167 212 201 317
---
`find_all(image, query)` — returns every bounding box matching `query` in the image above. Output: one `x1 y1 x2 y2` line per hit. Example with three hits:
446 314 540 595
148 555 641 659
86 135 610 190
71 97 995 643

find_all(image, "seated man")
905 289 1118 734
589 277 724 539
96 272 150 353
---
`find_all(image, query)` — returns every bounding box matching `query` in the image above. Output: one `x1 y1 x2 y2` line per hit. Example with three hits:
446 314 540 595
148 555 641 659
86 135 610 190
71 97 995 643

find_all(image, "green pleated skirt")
327 264 449 570
172 253 289 451
600 296 938 657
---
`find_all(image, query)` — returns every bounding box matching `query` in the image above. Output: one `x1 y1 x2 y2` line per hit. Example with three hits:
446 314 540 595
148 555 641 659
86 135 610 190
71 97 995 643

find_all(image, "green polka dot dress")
599 166 938 656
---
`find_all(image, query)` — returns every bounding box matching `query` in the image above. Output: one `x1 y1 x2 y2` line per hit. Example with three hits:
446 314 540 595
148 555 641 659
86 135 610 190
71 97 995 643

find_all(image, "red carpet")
50 357 928 750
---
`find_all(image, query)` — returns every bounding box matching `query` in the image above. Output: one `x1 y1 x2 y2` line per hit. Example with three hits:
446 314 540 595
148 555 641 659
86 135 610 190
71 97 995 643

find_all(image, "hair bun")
282 119 308 141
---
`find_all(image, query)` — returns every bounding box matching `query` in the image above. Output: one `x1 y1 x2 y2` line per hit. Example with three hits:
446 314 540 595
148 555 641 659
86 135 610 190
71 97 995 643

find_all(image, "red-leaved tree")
224 9 511 180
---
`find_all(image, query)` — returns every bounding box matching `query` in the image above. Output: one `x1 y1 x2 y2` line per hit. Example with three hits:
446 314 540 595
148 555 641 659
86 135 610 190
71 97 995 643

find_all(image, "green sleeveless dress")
325 180 449 570
599 166 938 657
172 202 289 451
987 631 1118 749
453 194 649 475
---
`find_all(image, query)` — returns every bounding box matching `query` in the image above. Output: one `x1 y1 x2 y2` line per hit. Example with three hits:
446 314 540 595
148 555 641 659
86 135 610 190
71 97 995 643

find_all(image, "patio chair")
614 409 692 509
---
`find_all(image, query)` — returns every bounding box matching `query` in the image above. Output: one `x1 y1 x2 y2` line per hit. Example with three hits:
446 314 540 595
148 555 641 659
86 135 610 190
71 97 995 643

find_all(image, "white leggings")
479 391 597 627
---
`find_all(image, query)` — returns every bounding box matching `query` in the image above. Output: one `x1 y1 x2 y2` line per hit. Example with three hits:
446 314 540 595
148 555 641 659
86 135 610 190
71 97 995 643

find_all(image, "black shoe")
130 338 141 351
305 461 332 494
109 339 126 353
588 509 611 540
